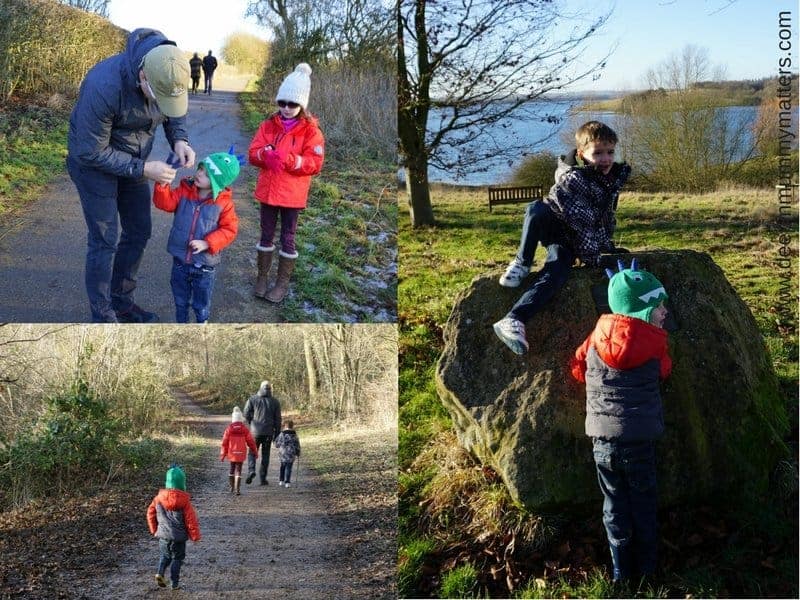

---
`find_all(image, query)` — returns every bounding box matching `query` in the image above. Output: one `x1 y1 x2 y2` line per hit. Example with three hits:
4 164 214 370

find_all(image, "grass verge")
0 102 69 220
399 185 798 598
238 93 397 322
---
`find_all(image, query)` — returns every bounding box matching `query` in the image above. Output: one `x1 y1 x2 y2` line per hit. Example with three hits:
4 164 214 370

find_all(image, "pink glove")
263 148 286 173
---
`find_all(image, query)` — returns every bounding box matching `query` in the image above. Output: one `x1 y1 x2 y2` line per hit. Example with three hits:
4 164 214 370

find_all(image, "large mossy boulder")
436 250 788 512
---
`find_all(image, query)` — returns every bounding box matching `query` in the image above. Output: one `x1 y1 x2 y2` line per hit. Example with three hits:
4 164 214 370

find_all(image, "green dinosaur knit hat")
165 465 186 491
607 259 668 323
201 150 241 199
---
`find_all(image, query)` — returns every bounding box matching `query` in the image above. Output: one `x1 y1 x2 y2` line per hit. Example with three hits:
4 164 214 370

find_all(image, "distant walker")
202 50 218 94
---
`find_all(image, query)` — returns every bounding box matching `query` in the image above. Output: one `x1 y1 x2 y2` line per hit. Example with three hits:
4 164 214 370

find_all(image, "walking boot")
234 475 241 495
254 245 274 298
265 251 297 303
228 475 235 493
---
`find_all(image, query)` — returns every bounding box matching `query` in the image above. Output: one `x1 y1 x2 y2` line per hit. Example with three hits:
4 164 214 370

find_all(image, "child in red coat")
248 63 325 303
220 406 258 495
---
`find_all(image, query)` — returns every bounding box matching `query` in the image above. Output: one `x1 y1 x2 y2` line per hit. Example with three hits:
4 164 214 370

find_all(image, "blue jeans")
67 157 152 322
592 438 659 581
157 539 186 587
280 461 294 483
507 201 574 323
170 259 216 323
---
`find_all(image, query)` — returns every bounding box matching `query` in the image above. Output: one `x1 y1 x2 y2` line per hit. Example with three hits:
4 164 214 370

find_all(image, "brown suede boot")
234 475 241 495
254 246 274 298
265 252 297 303
228 475 235 493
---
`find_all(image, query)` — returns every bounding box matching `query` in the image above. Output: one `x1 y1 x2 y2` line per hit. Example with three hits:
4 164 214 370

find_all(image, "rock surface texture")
436 250 787 512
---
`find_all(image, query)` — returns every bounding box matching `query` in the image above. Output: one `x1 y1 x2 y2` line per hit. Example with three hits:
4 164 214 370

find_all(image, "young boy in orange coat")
153 150 241 323
220 406 258 495
570 260 671 583
248 63 325 303
147 465 201 590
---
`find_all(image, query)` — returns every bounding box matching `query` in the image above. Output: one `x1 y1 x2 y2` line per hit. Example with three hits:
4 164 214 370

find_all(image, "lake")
427 101 760 186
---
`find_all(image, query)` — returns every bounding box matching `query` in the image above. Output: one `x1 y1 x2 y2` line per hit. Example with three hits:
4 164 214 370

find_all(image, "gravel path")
76 389 384 598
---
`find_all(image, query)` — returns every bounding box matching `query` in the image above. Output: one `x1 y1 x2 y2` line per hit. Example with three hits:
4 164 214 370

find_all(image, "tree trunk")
397 0 435 228
302 329 319 404
404 159 434 228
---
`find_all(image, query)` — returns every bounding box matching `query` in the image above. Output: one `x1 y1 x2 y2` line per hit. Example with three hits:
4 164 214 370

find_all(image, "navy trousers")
67 157 151 322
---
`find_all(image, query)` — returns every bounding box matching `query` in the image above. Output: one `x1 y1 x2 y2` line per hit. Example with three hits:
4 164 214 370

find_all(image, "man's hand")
173 140 196 169
143 161 177 185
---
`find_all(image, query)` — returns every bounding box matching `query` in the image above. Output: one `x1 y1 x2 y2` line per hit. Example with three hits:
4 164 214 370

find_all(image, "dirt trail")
76 390 382 599
0 82 281 323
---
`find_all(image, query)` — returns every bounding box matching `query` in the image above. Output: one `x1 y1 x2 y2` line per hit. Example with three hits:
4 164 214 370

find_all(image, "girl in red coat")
248 62 325 303
220 406 258 495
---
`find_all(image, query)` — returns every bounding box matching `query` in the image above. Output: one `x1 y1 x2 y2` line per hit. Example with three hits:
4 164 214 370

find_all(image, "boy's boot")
234 475 241 495
228 474 235 493
265 251 297 303
254 245 274 298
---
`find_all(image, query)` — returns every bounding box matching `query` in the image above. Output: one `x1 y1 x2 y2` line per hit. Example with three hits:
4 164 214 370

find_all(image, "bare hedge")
0 0 126 103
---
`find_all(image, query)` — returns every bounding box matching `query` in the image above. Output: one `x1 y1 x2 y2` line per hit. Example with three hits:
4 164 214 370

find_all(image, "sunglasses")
277 100 300 109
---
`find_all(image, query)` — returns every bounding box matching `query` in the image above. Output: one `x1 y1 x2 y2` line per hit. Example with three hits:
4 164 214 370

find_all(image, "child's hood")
268 111 321 132
228 421 248 434
155 487 193 510
556 148 630 186
591 313 668 371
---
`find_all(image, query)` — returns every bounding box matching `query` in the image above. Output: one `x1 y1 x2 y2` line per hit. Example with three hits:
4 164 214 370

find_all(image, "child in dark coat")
570 260 671 582
146 465 201 590
274 419 302 487
220 406 258 495
494 121 631 355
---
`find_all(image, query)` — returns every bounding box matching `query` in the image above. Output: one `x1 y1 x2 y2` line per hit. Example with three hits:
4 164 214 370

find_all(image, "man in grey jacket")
67 28 197 323
244 380 282 485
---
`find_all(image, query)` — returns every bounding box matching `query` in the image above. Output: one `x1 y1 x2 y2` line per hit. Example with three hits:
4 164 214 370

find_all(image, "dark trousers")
279 461 294 483
506 201 574 323
67 156 152 322
592 438 659 581
260 204 301 255
229 461 243 476
248 434 272 482
203 72 213 93
157 539 186 586
170 258 216 323
191 76 200 94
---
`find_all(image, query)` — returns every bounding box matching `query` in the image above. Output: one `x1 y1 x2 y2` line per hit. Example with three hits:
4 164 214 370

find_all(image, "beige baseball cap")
141 44 189 117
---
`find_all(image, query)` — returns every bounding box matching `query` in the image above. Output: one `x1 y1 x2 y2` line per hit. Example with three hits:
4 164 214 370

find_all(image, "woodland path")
75 388 389 599
0 83 280 323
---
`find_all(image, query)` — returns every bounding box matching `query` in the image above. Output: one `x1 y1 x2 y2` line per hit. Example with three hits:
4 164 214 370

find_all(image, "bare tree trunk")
303 329 319 404
403 159 434 228
398 0 435 228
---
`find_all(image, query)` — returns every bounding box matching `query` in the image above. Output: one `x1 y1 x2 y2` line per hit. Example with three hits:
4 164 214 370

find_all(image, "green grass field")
399 185 798 598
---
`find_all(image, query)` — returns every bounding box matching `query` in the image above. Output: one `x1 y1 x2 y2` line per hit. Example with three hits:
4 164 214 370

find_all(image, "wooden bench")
487 185 543 213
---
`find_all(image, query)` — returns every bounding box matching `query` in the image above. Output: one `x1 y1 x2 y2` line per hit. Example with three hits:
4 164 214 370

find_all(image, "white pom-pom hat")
276 63 312 110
